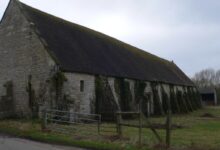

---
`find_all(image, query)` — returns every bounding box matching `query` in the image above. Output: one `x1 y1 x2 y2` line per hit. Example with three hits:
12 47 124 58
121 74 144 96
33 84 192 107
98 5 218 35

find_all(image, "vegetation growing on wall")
134 80 146 104
192 89 202 109
0 81 14 114
161 85 169 114
151 82 164 115
169 85 180 113
114 78 132 112
50 71 67 110
37 82 48 106
26 75 37 117
134 80 149 116
176 90 188 113
187 87 198 110
183 87 193 112
95 76 118 120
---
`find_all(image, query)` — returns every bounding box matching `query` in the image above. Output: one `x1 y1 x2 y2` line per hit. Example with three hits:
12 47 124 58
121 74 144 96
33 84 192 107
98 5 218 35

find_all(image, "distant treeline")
192 68 220 104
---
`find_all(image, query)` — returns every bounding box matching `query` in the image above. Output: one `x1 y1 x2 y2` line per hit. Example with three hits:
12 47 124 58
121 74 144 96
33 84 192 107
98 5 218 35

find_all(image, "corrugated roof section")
199 87 216 94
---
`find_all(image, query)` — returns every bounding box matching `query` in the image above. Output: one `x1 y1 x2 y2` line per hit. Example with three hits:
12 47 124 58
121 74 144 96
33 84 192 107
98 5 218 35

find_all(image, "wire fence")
116 110 171 147
41 109 171 148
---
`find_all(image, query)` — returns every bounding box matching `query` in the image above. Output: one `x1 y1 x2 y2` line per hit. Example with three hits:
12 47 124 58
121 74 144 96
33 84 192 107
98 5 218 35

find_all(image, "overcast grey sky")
1 0 220 77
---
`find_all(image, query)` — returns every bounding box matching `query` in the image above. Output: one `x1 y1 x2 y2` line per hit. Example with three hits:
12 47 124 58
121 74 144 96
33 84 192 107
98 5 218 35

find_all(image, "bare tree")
215 70 220 87
192 68 220 88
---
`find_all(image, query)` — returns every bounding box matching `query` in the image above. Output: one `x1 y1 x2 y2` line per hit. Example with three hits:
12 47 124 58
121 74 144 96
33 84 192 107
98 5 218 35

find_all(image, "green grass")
1 107 220 150
0 119 148 150
146 106 220 149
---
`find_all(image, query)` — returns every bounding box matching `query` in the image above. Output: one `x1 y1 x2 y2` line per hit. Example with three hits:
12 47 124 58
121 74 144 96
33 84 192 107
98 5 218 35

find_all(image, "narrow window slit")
80 80 84 92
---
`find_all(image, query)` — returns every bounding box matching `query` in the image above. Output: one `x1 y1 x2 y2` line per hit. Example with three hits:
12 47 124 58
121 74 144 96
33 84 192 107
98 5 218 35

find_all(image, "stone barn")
0 0 201 119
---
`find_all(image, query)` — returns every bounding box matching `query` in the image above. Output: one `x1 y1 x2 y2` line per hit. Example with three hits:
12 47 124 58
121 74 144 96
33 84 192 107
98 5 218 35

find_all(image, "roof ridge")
19 2 172 65
15 1 193 86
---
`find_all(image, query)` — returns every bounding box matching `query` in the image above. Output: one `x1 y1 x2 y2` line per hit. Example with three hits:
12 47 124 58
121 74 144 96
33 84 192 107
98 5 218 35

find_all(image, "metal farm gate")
42 109 101 135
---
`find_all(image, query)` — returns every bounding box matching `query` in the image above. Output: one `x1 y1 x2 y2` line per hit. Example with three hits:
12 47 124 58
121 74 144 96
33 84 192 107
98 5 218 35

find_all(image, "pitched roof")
17 1 194 86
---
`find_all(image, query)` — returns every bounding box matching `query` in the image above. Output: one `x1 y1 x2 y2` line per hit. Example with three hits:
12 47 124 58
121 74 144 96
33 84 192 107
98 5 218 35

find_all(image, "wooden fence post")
138 111 142 146
116 112 122 136
166 97 172 148
41 109 47 130
166 109 171 148
97 115 101 135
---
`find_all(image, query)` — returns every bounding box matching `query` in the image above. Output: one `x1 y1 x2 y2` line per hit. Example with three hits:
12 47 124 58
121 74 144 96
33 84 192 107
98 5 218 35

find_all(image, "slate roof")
18 1 194 86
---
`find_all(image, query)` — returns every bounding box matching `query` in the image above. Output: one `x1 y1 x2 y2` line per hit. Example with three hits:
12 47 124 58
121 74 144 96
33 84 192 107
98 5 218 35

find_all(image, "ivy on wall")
50 71 67 110
114 78 132 112
134 80 146 104
26 75 37 117
161 85 169 114
95 76 118 121
187 87 197 110
91 76 202 119
169 85 180 113
192 89 202 109
134 80 150 115
183 88 193 112
176 90 188 113
151 82 164 115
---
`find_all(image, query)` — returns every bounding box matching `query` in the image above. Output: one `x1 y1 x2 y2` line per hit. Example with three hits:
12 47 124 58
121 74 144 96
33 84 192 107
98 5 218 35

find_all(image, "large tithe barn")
0 0 201 119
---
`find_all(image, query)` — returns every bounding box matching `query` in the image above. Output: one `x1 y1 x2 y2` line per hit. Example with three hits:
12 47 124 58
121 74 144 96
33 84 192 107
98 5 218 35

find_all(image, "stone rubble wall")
0 0 56 118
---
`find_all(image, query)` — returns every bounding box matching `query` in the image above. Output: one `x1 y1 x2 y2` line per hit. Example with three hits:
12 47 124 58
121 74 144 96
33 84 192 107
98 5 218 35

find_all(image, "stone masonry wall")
63 72 95 114
93 76 200 117
0 0 56 118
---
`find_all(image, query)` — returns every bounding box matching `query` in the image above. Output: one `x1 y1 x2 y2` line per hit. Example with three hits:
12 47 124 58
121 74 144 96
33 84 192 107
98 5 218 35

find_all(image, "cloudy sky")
1 0 220 77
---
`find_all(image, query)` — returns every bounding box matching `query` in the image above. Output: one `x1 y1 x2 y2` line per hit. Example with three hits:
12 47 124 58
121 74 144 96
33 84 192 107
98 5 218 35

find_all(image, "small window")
80 80 84 92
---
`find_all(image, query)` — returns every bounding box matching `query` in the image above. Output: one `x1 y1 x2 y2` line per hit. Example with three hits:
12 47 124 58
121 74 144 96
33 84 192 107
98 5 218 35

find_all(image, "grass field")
0 106 220 150
147 106 220 149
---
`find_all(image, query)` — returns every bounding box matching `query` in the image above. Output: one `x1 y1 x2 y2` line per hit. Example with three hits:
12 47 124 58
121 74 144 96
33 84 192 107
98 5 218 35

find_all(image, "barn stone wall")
63 72 95 114
88 75 201 119
0 0 56 118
